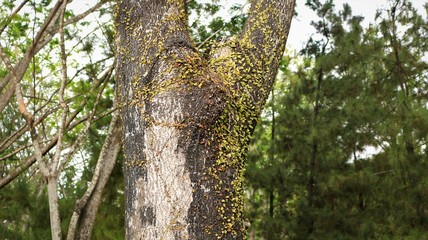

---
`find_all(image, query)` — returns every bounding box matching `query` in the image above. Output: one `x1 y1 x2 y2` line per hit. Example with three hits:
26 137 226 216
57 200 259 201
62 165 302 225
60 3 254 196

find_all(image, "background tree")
246 0 428 239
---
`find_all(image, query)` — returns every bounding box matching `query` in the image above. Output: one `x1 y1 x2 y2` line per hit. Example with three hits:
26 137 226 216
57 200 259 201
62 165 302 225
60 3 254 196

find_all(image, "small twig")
0 143 31 161
197 27 224 49
0 0 30 36
374 169 397 175
0 34 49 177
59 66 112 170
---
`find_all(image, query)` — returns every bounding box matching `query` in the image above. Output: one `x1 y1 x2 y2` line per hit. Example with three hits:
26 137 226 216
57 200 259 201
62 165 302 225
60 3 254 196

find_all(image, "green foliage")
188 0 247 50
246 0 428 239
0 178 51 240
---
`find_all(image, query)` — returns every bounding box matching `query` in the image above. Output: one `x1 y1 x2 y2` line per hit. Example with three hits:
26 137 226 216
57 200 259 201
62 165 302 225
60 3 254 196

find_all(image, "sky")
216 0 427 51
288 0 426 50
68 0 427 52
64 0 427 72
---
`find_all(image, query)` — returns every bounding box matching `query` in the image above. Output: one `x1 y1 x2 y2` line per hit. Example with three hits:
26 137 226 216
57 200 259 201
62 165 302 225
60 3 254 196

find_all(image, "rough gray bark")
46 176 62 240
115 0 295 239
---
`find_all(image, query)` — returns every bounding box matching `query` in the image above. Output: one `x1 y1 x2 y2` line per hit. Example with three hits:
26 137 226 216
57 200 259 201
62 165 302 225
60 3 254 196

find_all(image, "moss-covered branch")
238 0 295 107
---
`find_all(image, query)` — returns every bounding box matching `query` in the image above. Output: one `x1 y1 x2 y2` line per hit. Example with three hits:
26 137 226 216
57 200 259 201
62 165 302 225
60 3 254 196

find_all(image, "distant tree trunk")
307 67 323 236
269 89 275 218
47 176 62 240
115 0 295 239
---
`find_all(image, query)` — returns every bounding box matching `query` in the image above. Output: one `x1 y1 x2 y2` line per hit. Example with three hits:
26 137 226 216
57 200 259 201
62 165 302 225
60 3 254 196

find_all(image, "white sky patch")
69 0 426 53
287 0 426 51
355 145 384 160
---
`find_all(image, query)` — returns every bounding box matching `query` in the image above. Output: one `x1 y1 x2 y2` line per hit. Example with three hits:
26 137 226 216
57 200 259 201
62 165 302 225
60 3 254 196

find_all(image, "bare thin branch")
1 34 48 178
29 0 64 57
0 64 114 154
15 80 50 176
0 0 64 111
0 139 56 188
0 143 31 161
0 104 117 189
59 66 113 171
51 0 69 172
0 0 109 112
0 42 48 176
0 0 30 36
197 27 224 49
45 4 69 240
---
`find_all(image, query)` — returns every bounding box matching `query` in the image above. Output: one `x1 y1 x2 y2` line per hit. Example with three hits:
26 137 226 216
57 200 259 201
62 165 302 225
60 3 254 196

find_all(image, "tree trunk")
47 176 62 240
115 0 295 239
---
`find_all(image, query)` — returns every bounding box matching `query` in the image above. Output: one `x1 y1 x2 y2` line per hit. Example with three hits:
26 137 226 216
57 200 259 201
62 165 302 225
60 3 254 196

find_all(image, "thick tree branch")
238 0 295 106
116 0 295 238
208 0 295 116
51 1 69 173
240 0 295 68
67 110 120 240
